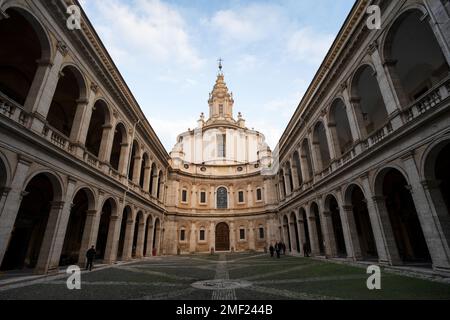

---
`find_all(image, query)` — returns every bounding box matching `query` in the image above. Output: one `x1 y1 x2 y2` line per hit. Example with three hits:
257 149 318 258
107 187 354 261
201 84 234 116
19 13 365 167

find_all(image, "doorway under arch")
215 222 230 251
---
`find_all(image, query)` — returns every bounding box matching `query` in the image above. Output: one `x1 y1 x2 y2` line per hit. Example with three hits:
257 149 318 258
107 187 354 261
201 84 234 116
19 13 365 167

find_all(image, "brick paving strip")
212 254 236 300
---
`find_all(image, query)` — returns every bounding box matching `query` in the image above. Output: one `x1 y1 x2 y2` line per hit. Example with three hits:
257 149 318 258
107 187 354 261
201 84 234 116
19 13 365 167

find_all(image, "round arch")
312 121 331 171
0 151 11 188
59 187 96 266
324 194 347 257
216 186 229 209
47 64 88 137
374 167 431 262
382 7 449 104
290 211 300 253
110 122 128 171
86 99 112 157
328 98 354 156
0 171 62 271
0 6 52 106
350 64 389 137
215 222 230 252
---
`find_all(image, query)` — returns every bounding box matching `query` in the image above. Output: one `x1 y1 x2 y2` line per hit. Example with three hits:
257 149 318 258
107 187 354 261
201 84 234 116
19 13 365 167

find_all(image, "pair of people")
269 242 285 259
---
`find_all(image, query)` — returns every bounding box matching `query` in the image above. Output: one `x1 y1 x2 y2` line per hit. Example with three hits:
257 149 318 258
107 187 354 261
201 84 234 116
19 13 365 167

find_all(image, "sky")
78 0 355 152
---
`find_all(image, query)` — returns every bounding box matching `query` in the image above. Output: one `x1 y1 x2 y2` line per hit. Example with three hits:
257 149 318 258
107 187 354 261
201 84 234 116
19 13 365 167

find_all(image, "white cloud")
82 0 204 68
207 4 285 44
149 116 197 151
287 27 334 64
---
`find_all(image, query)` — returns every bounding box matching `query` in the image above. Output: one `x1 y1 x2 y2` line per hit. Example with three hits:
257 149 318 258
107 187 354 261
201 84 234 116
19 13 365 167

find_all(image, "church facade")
0 0 450 276
164 69 278 255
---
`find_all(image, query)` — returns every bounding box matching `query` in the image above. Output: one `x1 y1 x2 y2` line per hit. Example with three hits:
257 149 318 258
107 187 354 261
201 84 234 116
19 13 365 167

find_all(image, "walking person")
86 246 96 271
269 244 275 258
303 242 310 257
275 243 281 259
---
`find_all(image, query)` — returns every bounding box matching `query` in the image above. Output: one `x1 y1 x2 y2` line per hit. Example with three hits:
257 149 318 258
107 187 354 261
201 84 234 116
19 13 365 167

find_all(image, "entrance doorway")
215 222 230 251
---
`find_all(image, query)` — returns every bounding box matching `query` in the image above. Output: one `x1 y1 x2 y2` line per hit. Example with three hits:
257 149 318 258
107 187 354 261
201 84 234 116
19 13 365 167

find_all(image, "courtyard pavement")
0 253 450 300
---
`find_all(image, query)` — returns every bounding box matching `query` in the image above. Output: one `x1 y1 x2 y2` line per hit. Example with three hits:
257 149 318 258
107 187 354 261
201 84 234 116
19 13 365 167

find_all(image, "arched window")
86 100 110 157
312 122 331 171
47 66 86 137
384 9 449 104
0 8 50 106
329 99 353 156
351 65 388 136
217 187 228 209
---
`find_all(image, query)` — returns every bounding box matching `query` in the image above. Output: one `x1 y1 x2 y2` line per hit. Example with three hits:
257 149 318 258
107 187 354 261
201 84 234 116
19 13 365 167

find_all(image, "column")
99 124 114 165
122 218 135 261
369 43 404 129
27 42 67 134
299 148 311 183
187 185 194 209
103 214 121 264
349 97 369 140
336 188 361 260
158 177 165 201
321 210 337 258
70 85 97 157
209 222 215 252
78 209 98 265
0 157 32 266
132 154 142 185
35 177 77 274
341 84 363 153
103 200 124 264
247 184 254 205
327 120 341 158
135 218 146 258
401 152 450 271
424 0 450 66
283 164 292 195
145 221 154 257
249 221 256 251
308 130 320 177
189 223 197 253
296 212 306 256
119 140 130 177
143 164 151 193
151 170 159 198
422 180 450 251
340 205 361 260
360 174 401 265
230 222 236 252
288 220 298 253
290 158 300 191
323 114 338 164
305 206 320 255
0 187 10 217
